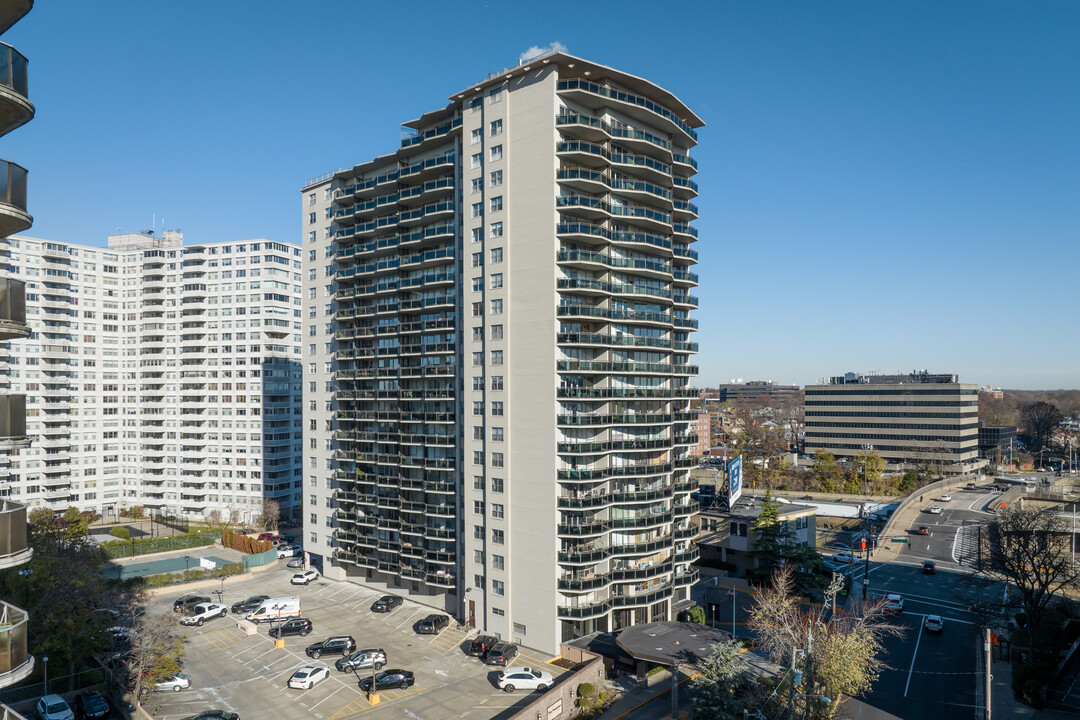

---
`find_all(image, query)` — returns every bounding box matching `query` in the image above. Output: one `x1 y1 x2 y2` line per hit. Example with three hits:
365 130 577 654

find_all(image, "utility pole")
786 645 798 720
802 620 815 720
671 662 680 720
984 628 992 720
861 536 870 599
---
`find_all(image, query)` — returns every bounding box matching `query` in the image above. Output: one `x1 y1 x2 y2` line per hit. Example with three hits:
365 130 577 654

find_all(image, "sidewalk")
990 653 1076 720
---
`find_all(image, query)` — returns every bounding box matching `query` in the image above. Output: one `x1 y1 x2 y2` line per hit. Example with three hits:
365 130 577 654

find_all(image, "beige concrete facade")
304 52 703 654
804 372 981 472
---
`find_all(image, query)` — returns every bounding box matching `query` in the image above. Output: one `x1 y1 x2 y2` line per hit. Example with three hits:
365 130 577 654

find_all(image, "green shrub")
100 532 214 558
577 683 596 699
142 561 245 589
109 526 131 540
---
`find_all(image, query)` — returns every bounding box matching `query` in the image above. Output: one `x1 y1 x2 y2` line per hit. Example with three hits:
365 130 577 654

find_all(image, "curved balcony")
0 501 30 570
0 600 33 689
0 395 26 451
557 79 699 146
0 278 27 340
0 42 31 138
0 160 29 238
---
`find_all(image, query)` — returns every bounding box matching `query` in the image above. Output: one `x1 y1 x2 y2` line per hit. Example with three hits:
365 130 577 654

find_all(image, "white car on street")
179 603 228 626
291 569 320 585
288 665 330 690
155 673 191 692
928 505 942 515
498 667 554 693
277 545 302 558
939 494 952 502
830 552 855 564
924 615 944 633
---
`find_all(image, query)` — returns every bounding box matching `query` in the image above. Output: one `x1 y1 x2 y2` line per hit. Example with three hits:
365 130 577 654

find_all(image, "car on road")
277 545 302 558
916 525 930 535
230 595 269 615
288 665 330 690
180 603 228 626
485 642 519 667
884 594 904 613
35 696 74 720
922 560 936 574
74 691 109 720
966 482 978 489
497 667 554 693
940 494 952 502
469 635 499 657
180 711 239 720
416 614 450 634
359 669 415 692
823 559 848 572
336 648 387 672
924 615 944 633
155 673 191 692
268 617 312 638
371 595 403 613
173 594 212 613
290 569 319 585
306 635 356 659
286 557 304 568
928 505 942 514
831 552 855 564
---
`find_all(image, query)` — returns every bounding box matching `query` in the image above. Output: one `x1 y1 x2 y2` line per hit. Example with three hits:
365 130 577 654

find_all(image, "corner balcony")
0 42 32 138
0 278 27 341
0 600 33 689
0 160 29 238
0 500 30 571
0 395 26 451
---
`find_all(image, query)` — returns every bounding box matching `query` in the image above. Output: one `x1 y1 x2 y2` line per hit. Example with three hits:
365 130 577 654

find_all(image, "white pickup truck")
180 602 228 626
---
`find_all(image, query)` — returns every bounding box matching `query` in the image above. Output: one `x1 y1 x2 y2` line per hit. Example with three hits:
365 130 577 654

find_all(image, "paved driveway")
146 566 566 720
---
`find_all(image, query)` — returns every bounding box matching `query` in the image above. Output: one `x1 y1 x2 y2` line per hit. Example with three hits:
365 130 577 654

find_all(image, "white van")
245 596 301 623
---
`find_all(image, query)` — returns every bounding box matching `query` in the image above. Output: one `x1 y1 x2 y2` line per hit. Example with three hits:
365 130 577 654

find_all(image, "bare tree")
126 609 185 704
979 506 1080 633
1020 401 1064 454
748 566 901 718
257 499 280 532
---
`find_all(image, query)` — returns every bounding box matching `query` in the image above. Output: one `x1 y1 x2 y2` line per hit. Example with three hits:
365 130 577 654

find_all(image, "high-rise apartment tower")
303 52 702 654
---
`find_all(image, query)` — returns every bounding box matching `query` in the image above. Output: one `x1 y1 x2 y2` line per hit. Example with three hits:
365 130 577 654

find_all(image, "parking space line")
326 696 368 720
395 608 423 629
306 685 346 710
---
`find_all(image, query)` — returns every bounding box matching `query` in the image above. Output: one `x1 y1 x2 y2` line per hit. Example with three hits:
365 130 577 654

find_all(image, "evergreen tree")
688 639 749 720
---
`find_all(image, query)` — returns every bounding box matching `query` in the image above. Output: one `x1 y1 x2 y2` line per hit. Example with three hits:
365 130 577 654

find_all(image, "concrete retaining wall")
509 651 605 720
873 471 983 560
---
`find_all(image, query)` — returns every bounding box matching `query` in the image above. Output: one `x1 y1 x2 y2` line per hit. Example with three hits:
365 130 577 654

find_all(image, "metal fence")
152 514 189 533
101 532 214 559
0 667 110 705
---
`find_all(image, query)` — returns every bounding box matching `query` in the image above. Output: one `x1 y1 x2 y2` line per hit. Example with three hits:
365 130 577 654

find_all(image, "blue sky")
7 1 1079 390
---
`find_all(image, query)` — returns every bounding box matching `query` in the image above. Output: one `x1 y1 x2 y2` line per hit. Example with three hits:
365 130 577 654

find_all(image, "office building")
0 231 304 522
978 424 1017 462
0 0 35 690
709 381 800 404
303 51 702 653
804 371 981 472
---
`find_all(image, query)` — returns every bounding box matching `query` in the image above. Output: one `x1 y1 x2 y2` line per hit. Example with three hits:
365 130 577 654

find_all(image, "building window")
491 452 504 468
489 87 503 103
490 119 503 136
492 427 504 442
491 503 504 519
471 153 482 169
490 145 503 161
472 302 483 317
473 425 484 440
472 352 484 366
472 202 484 218
472 252 484 267
474 574 485 589
473 476 484 491
490 222 503 238
491 376 503 391
473 377 484 391
493 607 505 617
471 177 483 193
513 622 527 636
474 525 484 540
471 128 482 144
308 212 316 224
490 170 503 187
473 500 485 514
492 529 504 545
491 350 503 365
491 324 503 340
472 276 483 292
473 401 484 414
492 401 504 416
492 580 505 596
490 273 503 289
492 553 505 570
491 299 503 314
472 326 484 342
490 196 503 212
490 247 503 263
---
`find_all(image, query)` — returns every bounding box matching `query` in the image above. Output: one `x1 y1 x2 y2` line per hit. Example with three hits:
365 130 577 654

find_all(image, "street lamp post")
17 568 31 609
42 656 48 695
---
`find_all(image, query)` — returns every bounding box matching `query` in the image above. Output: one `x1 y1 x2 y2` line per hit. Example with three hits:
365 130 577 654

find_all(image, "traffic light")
860 538 867 551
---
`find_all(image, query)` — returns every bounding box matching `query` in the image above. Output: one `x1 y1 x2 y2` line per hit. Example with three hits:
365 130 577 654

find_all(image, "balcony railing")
0 278 26 341
0 600 33 689
0 396 26 450
0 501 29 571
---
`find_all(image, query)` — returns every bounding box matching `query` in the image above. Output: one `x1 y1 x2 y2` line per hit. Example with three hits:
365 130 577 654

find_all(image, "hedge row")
100 532 215 559
140 561 245 589
221 528 273 555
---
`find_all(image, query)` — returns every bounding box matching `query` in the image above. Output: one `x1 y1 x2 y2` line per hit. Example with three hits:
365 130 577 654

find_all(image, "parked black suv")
306 635 357 658
268 617 312 638
74 691 110 720
370 595 403 613
468 635 498 658
359 669 415 692
335 648 387 673
416 614 450 634
173 594 211 613
484 642 518 666
230 595 269 615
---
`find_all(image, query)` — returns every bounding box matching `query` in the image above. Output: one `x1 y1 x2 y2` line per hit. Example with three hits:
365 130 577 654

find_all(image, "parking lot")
147 565 566 720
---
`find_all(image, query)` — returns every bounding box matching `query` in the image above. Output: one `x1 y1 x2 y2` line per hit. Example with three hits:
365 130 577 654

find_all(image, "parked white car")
179 603 228 626
830 552 855 564
291 569 320 585
497 667 554 693
155 673 191 692
288 665 330 690
35 695 74 720
277 545 302 559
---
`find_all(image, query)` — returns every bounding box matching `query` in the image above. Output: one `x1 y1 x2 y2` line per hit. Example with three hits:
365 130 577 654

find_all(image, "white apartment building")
303 52 702 654
0 231 305 522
